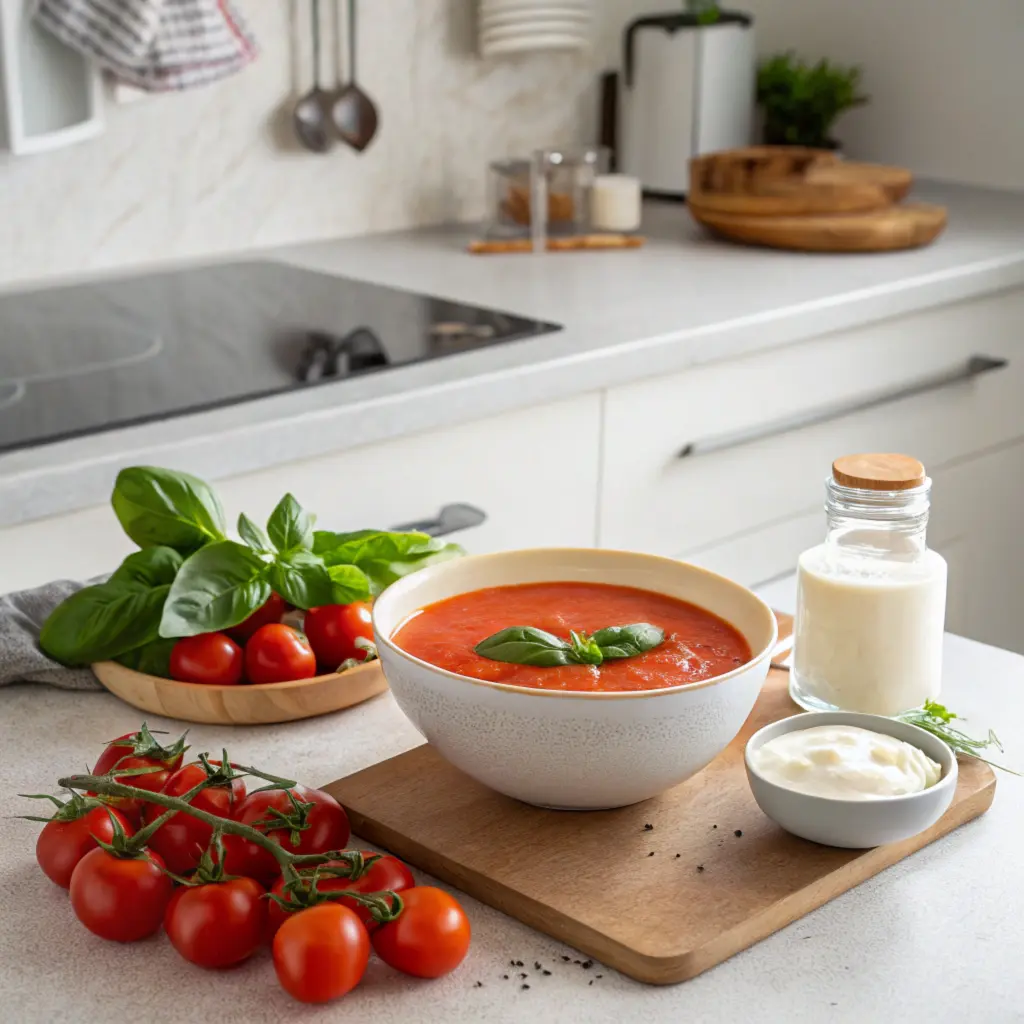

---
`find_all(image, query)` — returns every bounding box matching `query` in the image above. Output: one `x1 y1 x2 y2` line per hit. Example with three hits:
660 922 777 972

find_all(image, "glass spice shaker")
790 453 948 716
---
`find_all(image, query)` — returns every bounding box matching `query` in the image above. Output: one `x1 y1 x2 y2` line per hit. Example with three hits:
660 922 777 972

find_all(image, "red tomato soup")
391 581 752 692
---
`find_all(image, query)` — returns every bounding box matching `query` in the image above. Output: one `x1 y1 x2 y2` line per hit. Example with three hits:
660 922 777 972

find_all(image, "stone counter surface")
1 623 1021 1023
5 182 1024 528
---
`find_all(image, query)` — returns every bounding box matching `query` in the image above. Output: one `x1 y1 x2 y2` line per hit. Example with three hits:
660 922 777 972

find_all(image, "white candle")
590 174 641 232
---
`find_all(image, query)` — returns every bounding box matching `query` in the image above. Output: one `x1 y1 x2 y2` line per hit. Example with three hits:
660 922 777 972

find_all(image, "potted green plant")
756 52 868 150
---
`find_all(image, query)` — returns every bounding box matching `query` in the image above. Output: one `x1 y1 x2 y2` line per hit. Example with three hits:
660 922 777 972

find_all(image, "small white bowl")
372 548 777 809
745 711 958 848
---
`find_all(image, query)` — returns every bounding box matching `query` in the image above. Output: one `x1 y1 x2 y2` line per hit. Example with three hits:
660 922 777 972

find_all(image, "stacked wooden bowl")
687 147 947 253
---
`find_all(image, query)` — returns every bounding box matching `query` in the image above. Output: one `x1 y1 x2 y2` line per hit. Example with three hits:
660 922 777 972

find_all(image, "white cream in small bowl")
745 711 957 848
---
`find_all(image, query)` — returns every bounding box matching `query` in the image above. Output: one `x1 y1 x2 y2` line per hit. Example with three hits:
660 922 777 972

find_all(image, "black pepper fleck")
503 974 509 980
734 829 743 837
509 960 516 966
582 960 594 970
561 956 571 962
515 960 524 967
696 864 705 873
522 984 530 991
674 853 681 859
596 974 603 979
588 980 594 986
712 824 718 830
542 970 552 976
643 823 654 831
534 962 542 970
574 959 581 964
647 851 655 857
519 972 527 979
474 981 483 988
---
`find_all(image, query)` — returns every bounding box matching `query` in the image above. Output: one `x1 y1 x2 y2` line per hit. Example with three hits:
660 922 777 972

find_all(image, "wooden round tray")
91 659 389 725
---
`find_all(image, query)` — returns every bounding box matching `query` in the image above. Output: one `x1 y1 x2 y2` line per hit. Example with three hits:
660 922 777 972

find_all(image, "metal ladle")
293 0 333 153
331 0 378 152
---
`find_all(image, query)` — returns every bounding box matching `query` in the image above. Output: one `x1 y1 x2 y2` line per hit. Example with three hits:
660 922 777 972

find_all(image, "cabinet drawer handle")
389 503 487 537
677 354 1008 459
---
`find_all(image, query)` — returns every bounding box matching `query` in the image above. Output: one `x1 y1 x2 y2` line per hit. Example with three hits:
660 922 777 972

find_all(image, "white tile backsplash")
1 0 649 289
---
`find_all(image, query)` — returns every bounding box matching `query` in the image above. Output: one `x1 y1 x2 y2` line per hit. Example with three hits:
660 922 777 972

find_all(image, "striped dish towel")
33 0 258 91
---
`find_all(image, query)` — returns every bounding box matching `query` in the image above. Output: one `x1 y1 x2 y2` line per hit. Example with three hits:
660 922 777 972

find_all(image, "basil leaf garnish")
267 493 315 554
589 623 665 659
473 627 577 667
475 622 665 668
111 467 226 554
115 638 178 677
39 547 183 666
159 540 271 637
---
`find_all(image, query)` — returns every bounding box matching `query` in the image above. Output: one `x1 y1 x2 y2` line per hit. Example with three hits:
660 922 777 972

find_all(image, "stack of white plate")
479 0 592 57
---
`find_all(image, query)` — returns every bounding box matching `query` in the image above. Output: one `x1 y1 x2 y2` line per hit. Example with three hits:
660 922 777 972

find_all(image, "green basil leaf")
114 638 177 677
238 513 273 555
313 529 464 595
326 564 373 605
108 546 183 588
267 494 314 554
111 467 226 553
159 540 271 638
40 574 172 666
568 630 604 666
591 623 665 659
474 627 576 667
270 551 339 610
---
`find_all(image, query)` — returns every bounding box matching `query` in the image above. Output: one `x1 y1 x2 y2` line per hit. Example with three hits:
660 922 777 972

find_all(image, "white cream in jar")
791 454 947 716
750 725 942 800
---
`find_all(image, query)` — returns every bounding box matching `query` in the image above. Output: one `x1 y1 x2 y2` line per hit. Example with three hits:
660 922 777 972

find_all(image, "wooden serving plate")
326 666 995 985
689 202 948 253
91 659 388 725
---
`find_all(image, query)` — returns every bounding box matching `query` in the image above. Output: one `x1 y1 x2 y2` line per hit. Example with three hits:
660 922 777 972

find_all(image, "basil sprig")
40 467 466 665
475 622 665 668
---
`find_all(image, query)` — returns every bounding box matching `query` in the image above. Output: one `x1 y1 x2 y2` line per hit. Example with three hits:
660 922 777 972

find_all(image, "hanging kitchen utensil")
293 0 333 153
331 0 378 152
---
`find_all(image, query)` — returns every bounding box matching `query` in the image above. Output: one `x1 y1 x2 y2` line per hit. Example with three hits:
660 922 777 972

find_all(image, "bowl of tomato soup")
372 549 777 809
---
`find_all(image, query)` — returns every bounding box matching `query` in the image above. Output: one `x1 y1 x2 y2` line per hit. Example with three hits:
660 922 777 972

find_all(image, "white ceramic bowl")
745 711 958 848
372 548 777 809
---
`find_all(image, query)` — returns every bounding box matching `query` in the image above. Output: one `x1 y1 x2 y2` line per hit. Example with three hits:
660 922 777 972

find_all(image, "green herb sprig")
474 623 664 668
897 700 1021 775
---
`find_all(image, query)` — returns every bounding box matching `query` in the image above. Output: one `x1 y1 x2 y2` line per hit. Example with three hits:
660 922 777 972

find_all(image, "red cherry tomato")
372 886 471 978
244 624 317 684
69 848 174 942
165 877 267 968
142 761 246 875
226 593 289 642
273 904 369 1004
226 785 349 886
267 853 415 935
304 603 374 671
36 804 133 889
91 726 187 823
169 633 243 686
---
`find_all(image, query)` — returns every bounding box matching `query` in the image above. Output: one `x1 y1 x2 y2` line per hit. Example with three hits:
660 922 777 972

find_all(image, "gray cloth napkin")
0 580 101 690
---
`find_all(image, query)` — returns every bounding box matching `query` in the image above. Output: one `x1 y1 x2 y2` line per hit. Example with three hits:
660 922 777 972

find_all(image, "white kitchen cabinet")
599 289 1024 559
0 394 601 591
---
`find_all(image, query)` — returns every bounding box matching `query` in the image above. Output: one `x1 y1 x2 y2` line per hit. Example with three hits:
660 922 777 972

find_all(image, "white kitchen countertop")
1 579 1021 1023
5 181 1024 528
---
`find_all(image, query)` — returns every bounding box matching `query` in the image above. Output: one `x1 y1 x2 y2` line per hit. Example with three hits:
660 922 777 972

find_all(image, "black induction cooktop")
0 261 562 454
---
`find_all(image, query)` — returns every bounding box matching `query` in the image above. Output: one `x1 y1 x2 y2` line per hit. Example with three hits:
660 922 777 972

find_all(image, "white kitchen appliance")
619 10 754 198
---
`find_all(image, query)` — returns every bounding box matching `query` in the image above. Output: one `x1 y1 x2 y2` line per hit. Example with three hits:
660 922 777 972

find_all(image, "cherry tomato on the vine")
142 761 246 875
245 624 316 685
225 785 349 886
91 725 187 823
226 593 288 643
372 886 471 978
35 803 133 889
303 602 374 671
273 904 369 1004
69 848 174 942
165 877 267 968
169 633 244 686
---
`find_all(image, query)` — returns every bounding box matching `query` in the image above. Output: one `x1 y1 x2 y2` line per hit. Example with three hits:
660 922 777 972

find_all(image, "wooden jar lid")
832 453 926 490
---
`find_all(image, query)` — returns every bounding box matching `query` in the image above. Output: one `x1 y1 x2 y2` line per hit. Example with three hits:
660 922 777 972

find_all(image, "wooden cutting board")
326 667 995 985
689 203 948 253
